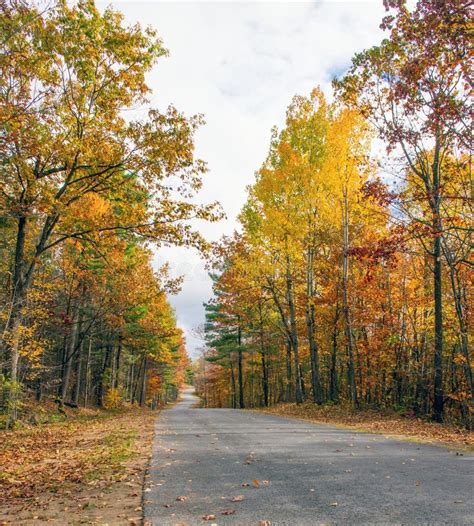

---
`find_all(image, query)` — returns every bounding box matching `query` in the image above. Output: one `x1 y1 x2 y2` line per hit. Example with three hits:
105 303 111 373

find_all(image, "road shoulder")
0 407 157 525
254 402 473 452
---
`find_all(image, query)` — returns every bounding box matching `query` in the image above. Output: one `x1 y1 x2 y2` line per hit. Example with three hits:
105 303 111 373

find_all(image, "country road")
144 387 473 525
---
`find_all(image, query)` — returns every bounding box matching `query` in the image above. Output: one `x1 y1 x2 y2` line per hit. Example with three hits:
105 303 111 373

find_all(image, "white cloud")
99 1 386 356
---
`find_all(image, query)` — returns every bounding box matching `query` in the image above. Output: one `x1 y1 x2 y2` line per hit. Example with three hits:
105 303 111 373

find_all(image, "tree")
333 0 472 422
0 0 220 404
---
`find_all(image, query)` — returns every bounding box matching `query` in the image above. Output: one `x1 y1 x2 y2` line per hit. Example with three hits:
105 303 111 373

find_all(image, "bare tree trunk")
139 357 147 407
84 337 92 408
237 324 245 408
432 208 444 421
129 362 135 402
73 336 84 406
285 339 293 402
114 341 122 389
8 214 29 421
329 299 340 402
286 259 303 404
342 191 357 405
97 343 112 407
306 245 322 404
9 214 58 393
258 307 269 407
61 310 80 403
230 362 236 409
446 258 472 399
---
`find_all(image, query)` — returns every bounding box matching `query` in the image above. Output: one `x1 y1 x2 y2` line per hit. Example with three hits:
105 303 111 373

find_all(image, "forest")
0 0 472 432
195 0 473 428
0 0 221 428
0 1 472 524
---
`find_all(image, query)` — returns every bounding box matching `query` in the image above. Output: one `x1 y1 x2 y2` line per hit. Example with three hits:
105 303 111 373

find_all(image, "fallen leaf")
176 496 188 502
221 509 236 515
252 479 260 487
258 521 271 526
230 495 244 502
202 514 216 521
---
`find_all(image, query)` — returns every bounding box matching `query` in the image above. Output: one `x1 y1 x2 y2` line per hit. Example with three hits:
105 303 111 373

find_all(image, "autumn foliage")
0 0 220 425
196 1 472 428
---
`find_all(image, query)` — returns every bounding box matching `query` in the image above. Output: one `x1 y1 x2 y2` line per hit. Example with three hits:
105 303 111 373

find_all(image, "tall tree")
334 0 472 421
0 0 220 400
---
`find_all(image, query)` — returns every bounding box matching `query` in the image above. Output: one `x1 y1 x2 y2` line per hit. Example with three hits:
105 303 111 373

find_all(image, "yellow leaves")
453 354 467 366
69 193 111 225
103 388 123 409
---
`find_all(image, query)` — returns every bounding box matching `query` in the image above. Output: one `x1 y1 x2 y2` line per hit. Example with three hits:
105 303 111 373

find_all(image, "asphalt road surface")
144 387 473 525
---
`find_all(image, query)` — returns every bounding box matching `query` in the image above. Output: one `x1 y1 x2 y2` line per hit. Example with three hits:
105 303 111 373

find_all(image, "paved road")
144 387 473 525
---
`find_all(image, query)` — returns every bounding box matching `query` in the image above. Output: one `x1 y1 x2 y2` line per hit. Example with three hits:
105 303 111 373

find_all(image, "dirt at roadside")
0 408 156 525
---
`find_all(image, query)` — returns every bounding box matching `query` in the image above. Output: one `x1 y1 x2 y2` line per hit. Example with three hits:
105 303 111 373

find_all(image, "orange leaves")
0 0 220 405
0 408 155 524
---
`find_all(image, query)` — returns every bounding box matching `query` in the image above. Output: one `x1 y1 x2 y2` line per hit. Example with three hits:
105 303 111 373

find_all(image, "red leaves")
348 226 407 283
362 178 397 207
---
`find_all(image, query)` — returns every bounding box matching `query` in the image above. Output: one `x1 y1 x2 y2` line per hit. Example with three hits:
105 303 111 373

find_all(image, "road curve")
144 387 473 525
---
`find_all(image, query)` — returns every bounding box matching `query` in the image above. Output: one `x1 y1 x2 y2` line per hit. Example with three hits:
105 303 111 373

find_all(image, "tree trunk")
230 362 237 409
446 259 473 399
342 191 357 405
237 324 245 408
286 260 303 404
306 246 322 404
285 339 293 402
84 337 92 407
61 309 80 404
113 341 122 389
258 310 269 407
261 352 269 407
139 357 147 407
329 300 340 402
8 213 28 409
72 336 84 406
97 343 112 407
432 226 444 421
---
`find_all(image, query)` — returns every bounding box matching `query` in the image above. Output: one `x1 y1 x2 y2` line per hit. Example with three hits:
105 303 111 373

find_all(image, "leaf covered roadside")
0 407 156 525
256 403 474 451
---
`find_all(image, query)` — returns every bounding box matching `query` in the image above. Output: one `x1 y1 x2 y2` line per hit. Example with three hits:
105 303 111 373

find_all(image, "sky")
98 0 387 357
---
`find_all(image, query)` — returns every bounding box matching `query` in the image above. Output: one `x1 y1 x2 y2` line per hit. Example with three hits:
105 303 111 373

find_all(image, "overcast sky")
98 0 387 357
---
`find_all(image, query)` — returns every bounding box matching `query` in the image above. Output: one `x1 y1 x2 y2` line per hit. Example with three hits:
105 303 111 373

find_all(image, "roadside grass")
0 405 156 525
255 401 473 451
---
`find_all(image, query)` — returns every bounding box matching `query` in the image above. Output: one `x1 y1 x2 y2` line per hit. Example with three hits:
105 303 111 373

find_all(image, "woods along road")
144 388 473 525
